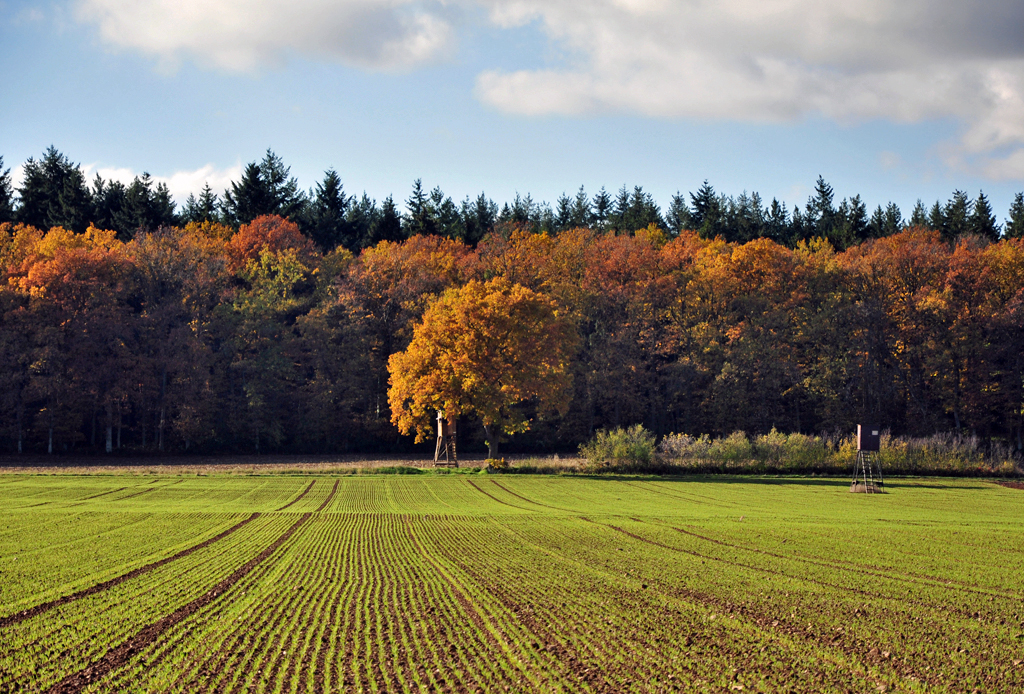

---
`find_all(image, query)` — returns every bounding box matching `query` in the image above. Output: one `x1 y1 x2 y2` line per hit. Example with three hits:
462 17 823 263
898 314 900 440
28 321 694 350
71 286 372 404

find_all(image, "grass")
0 472 1022 692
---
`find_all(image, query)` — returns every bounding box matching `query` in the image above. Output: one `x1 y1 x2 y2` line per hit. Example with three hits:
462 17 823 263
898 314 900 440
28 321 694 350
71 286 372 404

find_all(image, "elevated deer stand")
851 424 884 493
434 411 458 468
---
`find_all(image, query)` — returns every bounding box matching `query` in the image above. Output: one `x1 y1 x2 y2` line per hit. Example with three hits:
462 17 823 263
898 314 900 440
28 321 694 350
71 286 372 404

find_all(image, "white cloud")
472 0 1024 180
82 163 244 203
75 0 453 71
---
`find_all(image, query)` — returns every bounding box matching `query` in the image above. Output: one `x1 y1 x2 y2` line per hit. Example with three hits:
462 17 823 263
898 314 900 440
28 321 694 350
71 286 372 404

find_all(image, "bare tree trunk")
105 402 113 454
158 367 167 452
483 424 498 459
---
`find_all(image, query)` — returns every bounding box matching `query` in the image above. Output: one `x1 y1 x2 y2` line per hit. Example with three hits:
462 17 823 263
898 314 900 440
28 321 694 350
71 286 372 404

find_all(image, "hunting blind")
851 424 883 493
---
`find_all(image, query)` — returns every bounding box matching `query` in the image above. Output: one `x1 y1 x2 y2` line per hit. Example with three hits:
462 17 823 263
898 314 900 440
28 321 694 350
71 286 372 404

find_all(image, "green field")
1 473 1022 693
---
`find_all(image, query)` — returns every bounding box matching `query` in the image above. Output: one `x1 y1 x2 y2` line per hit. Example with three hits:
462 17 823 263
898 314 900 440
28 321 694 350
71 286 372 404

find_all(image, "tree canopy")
387 277 576 457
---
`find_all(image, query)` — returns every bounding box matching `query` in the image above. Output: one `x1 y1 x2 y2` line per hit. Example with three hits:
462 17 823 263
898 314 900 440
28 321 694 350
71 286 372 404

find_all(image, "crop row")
0 513 295 691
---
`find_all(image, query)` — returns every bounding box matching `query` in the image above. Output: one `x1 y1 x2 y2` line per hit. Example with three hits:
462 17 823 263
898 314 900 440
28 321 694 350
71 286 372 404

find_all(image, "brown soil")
47 512 312 694
0 513 259 630
0 453 490 476
997 480 1024 490
276 481 315 511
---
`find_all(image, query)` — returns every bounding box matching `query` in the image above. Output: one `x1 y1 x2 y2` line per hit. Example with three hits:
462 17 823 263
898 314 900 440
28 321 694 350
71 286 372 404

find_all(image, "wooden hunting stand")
434 411 458 467
851 424 883 493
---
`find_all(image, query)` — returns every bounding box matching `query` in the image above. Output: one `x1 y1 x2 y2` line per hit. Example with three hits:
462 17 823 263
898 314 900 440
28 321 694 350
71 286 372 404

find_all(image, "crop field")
1 473 1022 693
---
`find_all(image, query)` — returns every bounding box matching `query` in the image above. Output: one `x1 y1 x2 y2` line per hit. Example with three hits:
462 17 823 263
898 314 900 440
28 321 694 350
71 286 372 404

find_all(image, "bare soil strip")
997 480 1024 490
46 512 312 694
464 479 532 511
488 480 573 512
78 487 129 501
0 513 260 629
314 480 339 513
276 481 316 511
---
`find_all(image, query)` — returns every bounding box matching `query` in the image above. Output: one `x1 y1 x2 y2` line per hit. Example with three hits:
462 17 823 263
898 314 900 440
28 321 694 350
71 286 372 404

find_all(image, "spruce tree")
16 146 92 232
765 198 789 244
968 191 999 241
303 169 352 250
690 181 722 239
569 186 592 230
805 176 836 241
182 183 220 224
222 149 305 225
928 200 945 231
1006 193 1024 239
591 187 612 231
942 190 971 241
368 195 404 245
0 156 13 224
883 203 903 236
404 179 437 237
909 199 928 227
666 192 691 236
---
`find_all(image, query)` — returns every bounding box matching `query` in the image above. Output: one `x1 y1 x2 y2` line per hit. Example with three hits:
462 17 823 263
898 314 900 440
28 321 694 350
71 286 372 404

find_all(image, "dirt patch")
46 512 311 694
314 480 340 512
997 480 1024 490
0 513 259 630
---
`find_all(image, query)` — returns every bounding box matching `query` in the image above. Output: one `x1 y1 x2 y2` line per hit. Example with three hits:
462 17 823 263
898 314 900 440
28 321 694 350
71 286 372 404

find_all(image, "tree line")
2 206 1022 455
2 148 1023 254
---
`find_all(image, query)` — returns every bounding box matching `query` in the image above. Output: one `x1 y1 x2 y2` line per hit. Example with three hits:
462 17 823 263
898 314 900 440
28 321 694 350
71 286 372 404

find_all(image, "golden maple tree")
387 277 576 457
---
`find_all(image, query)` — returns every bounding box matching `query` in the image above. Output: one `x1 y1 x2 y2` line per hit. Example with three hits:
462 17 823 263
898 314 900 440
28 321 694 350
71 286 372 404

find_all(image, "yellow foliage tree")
387 277 576 457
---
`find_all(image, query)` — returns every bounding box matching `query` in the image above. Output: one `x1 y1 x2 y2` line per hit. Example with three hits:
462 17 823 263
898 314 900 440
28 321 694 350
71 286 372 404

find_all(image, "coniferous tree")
666 192 691 236
690 181 722 239
461 193 497 245
968 191 999 241
883 203 903 236
431 187 464 240
942 190 971 241
404 179 437 237
367 195 404 245
222 149 305 225
928 200 945 231
608 185 631 233
592 187 612 231
805 176 836 242
764 198 789 244
303 169 352 250
554 192 573 233
109 173 176 238
569 186 592 230
16 146 92 232
910 199 928 227
1006 193 1024 239
347 193 379 247
868 205 887 239
0 156 14 224
182 184 220 224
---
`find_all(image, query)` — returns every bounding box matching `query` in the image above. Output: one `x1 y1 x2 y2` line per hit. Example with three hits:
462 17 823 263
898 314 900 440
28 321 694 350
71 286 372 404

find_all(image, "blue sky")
2 0 1023 222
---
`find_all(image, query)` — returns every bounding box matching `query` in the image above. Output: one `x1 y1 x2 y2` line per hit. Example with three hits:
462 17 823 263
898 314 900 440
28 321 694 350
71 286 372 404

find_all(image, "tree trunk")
105 402 113 453
158 367 167 452
16 400 23 454
483 424 499 459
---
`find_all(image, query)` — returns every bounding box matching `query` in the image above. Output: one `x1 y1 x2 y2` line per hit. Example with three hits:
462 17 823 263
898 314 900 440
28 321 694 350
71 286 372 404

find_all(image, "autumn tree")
387 277 576 457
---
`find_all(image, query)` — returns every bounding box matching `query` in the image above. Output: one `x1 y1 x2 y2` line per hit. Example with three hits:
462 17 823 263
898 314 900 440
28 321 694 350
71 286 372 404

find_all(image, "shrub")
579 425 657 472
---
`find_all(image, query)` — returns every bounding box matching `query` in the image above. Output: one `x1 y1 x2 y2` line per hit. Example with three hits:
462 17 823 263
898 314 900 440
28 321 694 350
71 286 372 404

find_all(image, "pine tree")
0 156 14 224
845 194 869 245
16 146 92 232
554 192 573 233
347 193 379 247
868 205 886 239
461 193 497 245
883 203 903 236
968 191 999 241
1006 193 1024 239
404 179 437 237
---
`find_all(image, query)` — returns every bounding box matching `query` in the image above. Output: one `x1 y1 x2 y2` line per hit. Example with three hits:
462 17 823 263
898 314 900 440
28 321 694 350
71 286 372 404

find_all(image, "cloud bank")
76 0 452 71
75 0 1024 179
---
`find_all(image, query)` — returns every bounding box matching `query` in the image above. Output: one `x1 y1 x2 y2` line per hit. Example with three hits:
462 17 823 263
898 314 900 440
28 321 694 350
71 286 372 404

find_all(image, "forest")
0 147 1023 455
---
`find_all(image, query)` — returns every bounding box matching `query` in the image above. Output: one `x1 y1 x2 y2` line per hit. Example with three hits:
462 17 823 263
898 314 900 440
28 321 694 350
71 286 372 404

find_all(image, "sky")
2 0 1023 222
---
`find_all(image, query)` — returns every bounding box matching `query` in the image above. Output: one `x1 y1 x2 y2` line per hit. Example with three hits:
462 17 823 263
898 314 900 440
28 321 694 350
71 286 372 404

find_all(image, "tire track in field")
464 479 533 511
78 487 129 501
660 521 1021 601
0 513 260 629
589 520 953 688
113 480 183 501
314 481 339 513
276 481 315 511
46 513 312 694
488 480 575 512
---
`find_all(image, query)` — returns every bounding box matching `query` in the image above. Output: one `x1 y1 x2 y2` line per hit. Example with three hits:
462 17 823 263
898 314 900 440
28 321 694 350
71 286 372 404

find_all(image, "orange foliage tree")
387 277 576 457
